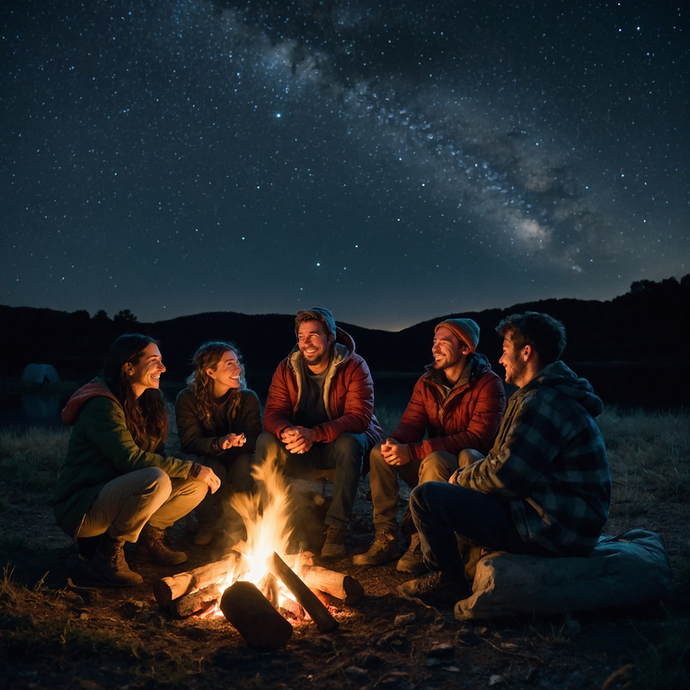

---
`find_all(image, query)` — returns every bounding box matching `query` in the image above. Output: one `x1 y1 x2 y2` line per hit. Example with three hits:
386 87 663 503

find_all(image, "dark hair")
294 311 330 335
186 341 245 422
496 312 567 366
102 333 169 447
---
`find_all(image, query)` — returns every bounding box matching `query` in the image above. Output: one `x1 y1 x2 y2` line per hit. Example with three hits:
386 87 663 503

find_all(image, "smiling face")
125 342 165 398
431 326 471 384
206 349 242 397
499 332 529 387
297 319 334 373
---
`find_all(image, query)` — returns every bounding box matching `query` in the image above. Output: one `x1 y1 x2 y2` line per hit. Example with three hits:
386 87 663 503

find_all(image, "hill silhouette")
1 275 688 408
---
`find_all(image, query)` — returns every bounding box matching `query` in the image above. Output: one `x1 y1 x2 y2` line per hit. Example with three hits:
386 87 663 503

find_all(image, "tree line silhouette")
2 276 688 398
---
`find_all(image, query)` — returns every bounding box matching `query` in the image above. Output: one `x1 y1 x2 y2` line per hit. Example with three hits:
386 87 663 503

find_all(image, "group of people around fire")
53 306 611 606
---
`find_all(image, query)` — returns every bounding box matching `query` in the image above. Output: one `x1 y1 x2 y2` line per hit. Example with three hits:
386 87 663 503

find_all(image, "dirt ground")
1 477 686 690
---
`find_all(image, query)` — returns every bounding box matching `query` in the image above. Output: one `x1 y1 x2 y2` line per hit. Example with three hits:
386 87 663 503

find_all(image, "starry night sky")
2 1 688 331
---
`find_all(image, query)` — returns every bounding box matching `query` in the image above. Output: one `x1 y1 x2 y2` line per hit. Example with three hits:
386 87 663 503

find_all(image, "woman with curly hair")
175 341 261 545
54 334 220 587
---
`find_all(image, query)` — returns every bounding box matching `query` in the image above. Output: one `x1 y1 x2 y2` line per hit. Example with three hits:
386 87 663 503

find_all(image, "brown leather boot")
87 532 143 587
135 524 187 565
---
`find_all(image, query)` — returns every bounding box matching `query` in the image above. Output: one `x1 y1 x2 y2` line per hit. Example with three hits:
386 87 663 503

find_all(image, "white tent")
20 363 61 384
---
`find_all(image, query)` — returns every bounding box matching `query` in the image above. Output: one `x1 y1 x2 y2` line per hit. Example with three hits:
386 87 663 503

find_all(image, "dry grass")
0 427 70 493
0 409 688 689
598 407 690 582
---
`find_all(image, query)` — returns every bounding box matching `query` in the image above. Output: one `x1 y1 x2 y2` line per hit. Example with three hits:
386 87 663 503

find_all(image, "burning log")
267 552 339 634
233 542 361 604
301 566 364 606
153 553 239 609
220 581 293 650
261 571 281 607
171 583 222 618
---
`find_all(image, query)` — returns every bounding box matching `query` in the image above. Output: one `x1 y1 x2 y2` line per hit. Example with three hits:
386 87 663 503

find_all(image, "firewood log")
220 581 293 649
171 583 222 618
153 553 239 609
261 571 281 608
267 552 339 633
301 566 364 605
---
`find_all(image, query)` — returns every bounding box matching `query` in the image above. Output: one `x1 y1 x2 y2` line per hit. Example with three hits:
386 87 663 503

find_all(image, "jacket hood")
61 378 120 426
423 352 493 389
288 326 356 369
295 307 337 338
523 360 604 417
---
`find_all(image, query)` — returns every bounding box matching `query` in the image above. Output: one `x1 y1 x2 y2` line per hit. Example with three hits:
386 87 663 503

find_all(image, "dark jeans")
410 481 552 574
255 431 368 530
195 452 255 523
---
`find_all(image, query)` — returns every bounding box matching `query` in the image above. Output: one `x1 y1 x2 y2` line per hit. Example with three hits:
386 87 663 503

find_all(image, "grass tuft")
0 426 70 492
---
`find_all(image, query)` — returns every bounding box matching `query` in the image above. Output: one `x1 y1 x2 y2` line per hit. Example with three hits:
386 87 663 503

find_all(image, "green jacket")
175 387 262 459
53 379 197 540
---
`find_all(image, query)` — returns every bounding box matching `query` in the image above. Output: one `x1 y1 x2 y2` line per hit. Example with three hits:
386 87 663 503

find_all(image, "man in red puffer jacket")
256 307 383 559
354 318 505 573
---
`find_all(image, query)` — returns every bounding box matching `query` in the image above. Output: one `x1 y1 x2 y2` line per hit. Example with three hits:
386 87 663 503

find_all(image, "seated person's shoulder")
241 388 261 403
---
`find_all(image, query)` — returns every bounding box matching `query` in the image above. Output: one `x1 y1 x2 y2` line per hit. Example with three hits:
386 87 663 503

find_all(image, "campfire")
153 459 364 649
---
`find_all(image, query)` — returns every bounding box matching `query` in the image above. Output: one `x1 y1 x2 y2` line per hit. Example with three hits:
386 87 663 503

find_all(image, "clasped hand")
281 426 316 455
380 438 411 467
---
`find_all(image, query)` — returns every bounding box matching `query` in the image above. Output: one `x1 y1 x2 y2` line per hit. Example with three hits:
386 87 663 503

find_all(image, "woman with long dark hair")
54 334 220 587
175 341 261 545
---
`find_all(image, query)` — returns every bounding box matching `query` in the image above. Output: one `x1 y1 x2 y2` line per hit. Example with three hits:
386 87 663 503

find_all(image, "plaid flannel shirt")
456 361 611 556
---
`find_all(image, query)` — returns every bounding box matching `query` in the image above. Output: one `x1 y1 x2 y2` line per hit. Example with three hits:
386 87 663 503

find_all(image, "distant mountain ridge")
1 275 688 382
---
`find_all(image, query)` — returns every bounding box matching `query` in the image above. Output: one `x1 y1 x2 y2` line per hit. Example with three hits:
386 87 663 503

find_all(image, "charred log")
171 583 223 618
267 552 339 633
220 581 293 650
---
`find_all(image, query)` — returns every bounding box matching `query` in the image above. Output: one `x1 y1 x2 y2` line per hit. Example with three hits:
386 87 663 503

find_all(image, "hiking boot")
321 526 347 558
135 524 188 565
87 533 143 587
397 571 470 604
194 521 215 546
396 533 427 573
353 529 399 566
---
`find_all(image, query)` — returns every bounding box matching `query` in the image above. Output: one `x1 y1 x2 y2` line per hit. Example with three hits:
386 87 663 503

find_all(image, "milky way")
2 1 687 329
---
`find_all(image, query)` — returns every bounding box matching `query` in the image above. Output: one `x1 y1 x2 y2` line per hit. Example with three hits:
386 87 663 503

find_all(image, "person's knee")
332 433 364 469
419 451 457 482
142 467 172 496
410 480 445 515
458 448 485 469
368 443 389 471
255 431 280 461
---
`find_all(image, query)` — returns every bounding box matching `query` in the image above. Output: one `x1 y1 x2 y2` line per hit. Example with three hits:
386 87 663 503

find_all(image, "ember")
153 459 363 647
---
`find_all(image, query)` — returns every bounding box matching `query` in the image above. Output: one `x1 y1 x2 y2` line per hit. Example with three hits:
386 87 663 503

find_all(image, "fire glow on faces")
297 320 334 372
431 326 467 372
207 350 242 397
499 333 529 387
127 342 166 398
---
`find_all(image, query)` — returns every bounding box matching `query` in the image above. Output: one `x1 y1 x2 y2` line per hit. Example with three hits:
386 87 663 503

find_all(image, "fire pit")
153 459 364 648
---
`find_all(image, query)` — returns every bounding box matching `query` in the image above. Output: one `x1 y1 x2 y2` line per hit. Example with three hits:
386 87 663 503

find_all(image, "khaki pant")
78 467 207 543
368 444 458 532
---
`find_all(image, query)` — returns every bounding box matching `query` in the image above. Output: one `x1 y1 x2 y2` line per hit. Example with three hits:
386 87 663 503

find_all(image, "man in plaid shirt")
399 312 611 603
